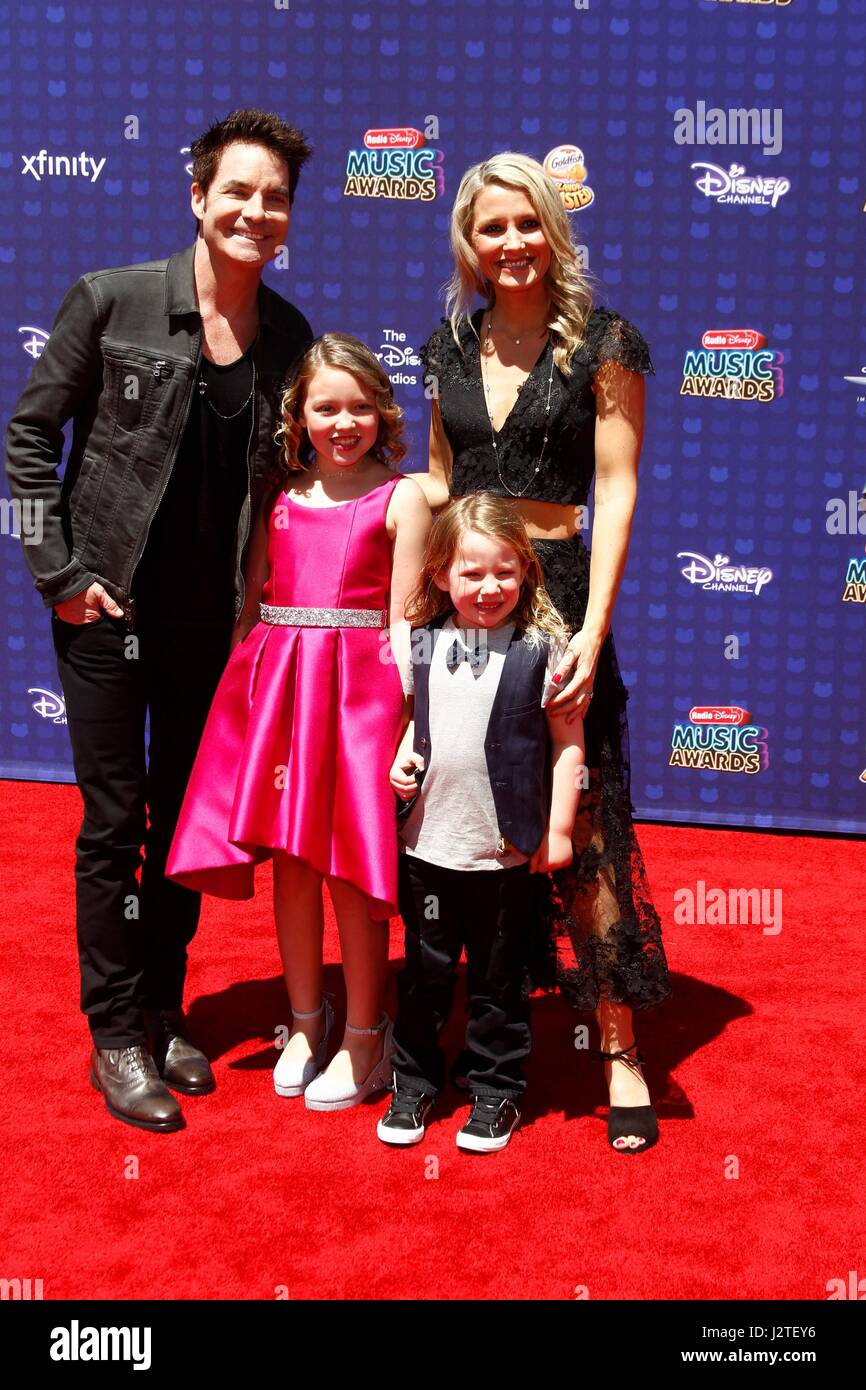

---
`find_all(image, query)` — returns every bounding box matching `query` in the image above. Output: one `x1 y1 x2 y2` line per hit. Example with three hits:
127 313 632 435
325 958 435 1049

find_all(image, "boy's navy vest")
398 614 551 858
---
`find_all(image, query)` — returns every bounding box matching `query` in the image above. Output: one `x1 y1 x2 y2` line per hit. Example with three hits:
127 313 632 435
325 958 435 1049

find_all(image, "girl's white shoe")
304 1014 394 1111
274 996 335 1097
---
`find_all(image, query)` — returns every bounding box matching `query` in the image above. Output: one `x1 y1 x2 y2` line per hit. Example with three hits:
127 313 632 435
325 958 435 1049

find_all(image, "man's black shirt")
132 344 255 623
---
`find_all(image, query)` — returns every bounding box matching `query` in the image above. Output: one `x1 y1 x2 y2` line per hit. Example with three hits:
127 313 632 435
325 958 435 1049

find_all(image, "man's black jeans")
52 611 231 1048
392 853 533 1100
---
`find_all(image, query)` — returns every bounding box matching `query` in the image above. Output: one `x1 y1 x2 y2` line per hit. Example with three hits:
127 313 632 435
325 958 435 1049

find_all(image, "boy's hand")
530 829 573 873
390 751 425 800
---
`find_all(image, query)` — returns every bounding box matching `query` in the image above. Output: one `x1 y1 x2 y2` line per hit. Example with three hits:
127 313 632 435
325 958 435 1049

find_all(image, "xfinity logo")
21 149 107 183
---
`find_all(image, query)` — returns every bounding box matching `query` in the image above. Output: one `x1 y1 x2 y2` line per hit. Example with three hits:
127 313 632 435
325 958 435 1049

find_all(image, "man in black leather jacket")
5 109 314 1132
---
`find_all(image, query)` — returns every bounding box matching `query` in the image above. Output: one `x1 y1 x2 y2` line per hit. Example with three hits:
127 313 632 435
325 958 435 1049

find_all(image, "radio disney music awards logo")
343 126 444 202
21 149 106 183
678 551 774 596
28 687 67 724
375 330 421 386
691 161 790 209
842 554 866 604
681 328 783 402
670 705 769 775
543 145 594 212
18 326 49 360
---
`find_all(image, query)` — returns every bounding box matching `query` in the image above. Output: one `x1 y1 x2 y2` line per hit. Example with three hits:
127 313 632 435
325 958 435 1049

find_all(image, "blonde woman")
167 333 431 1110
412 153 670 1154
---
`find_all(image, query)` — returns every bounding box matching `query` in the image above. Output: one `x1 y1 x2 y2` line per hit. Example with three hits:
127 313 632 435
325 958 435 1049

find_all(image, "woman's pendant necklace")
489 317 548 348
481 317 554 500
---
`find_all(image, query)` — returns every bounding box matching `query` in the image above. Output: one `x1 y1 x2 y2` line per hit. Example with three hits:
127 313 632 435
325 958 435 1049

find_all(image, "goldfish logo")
543 145 594 212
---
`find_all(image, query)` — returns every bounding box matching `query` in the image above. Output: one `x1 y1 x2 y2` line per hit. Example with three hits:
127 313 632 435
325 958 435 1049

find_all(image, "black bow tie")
445 637 488 677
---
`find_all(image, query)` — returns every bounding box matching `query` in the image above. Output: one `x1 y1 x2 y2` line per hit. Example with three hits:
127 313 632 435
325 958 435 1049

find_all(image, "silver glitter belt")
260 603 387 629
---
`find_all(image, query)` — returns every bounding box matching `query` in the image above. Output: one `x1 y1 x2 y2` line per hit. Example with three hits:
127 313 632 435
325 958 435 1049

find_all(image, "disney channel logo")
670 705 769 775
678 551 774 596
691 161 790 208
18 326 49 360
843 368 866 406
681 328 783 402
28 688 67 724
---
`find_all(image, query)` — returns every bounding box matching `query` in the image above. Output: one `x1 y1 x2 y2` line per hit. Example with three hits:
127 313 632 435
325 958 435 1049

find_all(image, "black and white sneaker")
377 1082 435 1146
456 1095 520 1153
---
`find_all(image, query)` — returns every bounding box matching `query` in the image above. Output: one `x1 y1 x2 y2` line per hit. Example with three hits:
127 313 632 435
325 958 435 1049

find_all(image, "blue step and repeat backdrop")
1 0 864 834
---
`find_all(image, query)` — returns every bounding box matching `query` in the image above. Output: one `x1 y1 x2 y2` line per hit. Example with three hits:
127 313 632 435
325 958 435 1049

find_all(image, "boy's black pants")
393 852 533 1100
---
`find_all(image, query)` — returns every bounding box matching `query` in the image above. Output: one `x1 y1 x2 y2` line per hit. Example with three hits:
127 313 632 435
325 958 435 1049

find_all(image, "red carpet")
2 779 864 1301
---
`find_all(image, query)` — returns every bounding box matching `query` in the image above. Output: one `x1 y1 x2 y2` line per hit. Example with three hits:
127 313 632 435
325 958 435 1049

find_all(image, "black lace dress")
418 306 671 1013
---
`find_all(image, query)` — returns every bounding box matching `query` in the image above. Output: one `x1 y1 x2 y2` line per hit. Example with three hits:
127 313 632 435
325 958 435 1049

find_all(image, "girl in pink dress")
166 333 432 1110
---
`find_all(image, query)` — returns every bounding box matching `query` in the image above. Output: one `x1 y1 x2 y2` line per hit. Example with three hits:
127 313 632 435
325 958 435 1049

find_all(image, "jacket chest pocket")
102 341 189 434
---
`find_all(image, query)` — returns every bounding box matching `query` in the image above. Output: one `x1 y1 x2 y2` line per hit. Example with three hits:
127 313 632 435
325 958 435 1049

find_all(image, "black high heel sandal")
589 1039 659 1154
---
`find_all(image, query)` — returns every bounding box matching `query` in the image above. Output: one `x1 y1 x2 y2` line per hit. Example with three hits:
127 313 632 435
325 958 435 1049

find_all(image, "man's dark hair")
190 108 313 207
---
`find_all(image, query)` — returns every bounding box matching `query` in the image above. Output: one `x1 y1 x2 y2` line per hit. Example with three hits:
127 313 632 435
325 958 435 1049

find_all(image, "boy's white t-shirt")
399 617 560 872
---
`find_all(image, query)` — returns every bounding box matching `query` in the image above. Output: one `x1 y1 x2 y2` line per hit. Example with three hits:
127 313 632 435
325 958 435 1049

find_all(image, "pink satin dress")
166 476 404 920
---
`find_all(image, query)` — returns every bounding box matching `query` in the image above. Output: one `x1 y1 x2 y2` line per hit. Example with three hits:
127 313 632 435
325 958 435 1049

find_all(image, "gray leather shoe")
89 1046 185 1132
145 1009 216 1096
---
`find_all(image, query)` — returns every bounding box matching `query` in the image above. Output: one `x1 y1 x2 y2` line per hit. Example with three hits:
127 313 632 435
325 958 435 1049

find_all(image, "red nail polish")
552 673 562 684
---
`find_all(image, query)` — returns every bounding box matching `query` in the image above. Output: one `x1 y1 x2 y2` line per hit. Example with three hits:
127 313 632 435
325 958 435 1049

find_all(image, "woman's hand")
530 829 573 873
545 627 604 723
390 751 425 800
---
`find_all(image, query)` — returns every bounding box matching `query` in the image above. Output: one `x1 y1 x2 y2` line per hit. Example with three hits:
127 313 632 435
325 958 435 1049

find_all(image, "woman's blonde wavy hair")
405 494 571 649
273 332 407 488
444 151 595 375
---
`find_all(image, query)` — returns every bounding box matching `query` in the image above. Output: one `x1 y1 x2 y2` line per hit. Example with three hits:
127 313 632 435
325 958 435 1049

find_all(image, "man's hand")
53 582 125 625
390 751 424 800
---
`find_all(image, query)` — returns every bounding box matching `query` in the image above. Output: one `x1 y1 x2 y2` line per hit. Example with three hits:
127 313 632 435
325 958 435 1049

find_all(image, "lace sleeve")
417 319 448 395
418 318 469 399
586 307 655 378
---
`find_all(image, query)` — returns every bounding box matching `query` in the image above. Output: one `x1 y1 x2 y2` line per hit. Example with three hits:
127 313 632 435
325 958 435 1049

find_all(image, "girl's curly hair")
272 332 407 490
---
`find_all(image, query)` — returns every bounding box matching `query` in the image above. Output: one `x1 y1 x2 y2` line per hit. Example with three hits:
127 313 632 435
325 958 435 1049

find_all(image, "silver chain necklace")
480 315 555 499
198 353 255 420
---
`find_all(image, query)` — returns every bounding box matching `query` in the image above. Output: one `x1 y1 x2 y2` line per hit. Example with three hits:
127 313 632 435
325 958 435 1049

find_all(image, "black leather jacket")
4 243 313 624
